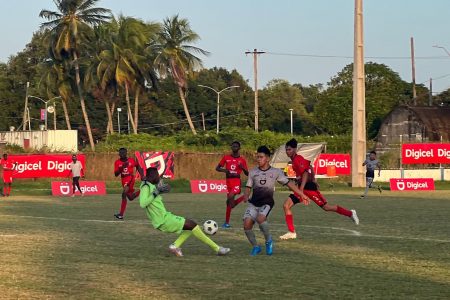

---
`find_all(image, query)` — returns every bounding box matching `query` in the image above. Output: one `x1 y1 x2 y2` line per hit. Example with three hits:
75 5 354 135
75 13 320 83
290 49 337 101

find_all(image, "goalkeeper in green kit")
140 167 230 257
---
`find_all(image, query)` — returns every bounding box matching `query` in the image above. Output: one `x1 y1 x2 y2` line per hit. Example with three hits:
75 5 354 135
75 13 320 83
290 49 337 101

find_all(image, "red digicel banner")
389 178 435 191
190 180 228 193
402 143 450 164
135 151 174 179
314 154 351 175
10 154 86 178
51 181 106 196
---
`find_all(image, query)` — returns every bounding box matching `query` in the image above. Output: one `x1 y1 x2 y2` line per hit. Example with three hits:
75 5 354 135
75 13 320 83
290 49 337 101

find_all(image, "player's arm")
139 184 156 208
309 166 319 188
239 160 249 176
362 159 367 166
242 186 251 202
114 161 124 177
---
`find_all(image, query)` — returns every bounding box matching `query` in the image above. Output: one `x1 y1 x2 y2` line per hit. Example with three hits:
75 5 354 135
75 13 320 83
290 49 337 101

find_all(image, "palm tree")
96 16 159 134
39 0 112 150
151 15 209 135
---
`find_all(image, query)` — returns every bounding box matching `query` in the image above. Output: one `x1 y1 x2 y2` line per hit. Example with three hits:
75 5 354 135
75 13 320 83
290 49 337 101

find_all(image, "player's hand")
242 195 249 202
156 182 171 194
300 194 310 206
225 170 231 176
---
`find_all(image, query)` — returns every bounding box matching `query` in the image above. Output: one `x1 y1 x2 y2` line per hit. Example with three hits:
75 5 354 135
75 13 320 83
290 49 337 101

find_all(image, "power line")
265 51 450 60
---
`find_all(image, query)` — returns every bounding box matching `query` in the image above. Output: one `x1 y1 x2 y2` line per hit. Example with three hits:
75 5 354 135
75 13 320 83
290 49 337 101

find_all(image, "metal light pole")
289 109 294 136
117 108 122 134
28 96 61 130
198 85 240 134
433 45 450 56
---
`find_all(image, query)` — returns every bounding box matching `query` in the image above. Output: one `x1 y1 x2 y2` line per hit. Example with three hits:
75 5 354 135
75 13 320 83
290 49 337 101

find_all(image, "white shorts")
243 203 272 221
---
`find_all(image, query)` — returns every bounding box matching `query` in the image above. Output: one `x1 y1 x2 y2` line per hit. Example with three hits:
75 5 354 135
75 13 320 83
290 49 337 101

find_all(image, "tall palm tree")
39 0 112 150
151 15 209 135
96 16 158 134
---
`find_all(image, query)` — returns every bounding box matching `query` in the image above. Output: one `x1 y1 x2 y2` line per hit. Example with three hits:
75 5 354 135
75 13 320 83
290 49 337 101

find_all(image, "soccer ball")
203 220 218 235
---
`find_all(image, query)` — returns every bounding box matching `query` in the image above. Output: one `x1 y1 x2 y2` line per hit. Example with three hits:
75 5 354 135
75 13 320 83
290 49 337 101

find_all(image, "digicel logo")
318 159 348 168
15 160 72 173
438 149 450 159
405 149 434 159
76 186 99 193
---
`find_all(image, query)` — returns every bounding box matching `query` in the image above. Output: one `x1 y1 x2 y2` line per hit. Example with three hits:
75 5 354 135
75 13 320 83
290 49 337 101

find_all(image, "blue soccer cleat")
222 223 231 229
250 245 262 256
265 239 274 256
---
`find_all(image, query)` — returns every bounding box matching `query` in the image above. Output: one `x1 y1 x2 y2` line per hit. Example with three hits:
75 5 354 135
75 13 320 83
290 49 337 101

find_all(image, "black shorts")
289 182 319 205
366 170 375 178
72 176 80 184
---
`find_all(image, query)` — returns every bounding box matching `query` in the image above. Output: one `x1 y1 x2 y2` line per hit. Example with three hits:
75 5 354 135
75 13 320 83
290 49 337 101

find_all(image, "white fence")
0 130 78 152
374 168 450 182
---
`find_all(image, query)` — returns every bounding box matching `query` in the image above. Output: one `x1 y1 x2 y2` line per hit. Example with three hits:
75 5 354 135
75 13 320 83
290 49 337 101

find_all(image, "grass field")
0 190 449 299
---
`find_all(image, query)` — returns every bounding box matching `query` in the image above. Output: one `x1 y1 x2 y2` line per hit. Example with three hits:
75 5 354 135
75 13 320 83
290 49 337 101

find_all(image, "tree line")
0 0 447 151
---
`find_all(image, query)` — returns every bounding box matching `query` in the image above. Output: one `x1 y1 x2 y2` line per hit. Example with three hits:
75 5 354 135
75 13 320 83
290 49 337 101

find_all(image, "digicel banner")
9 154 86 178
314 154 351 175
51 181 106 196
402 143 450 164
190 180 228 193
390 178 435 191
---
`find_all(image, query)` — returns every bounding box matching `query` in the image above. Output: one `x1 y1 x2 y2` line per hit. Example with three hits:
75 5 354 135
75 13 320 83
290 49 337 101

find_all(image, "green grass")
0 190 449 299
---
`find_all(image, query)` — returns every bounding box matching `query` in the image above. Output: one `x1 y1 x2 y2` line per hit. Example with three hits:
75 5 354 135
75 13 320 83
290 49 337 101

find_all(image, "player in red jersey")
216 141 249 228
1 154 17 197
114 148 144 220
279 139 359 240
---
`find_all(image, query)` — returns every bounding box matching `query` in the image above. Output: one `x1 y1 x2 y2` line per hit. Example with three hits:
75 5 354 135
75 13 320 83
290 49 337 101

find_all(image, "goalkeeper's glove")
152 182 171 197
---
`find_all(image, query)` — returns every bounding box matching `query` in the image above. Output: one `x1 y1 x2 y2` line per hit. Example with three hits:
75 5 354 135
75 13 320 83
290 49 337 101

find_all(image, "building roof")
407 106 450 141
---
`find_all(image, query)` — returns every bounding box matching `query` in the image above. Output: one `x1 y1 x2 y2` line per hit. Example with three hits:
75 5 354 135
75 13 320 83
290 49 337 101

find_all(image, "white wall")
0 130 77 152
374 168 450 182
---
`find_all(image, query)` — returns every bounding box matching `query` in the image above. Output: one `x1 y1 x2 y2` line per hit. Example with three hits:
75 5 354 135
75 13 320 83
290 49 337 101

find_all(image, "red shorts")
226 178 241 195
121 176 135 194
290 190 328 207
3 171 13 184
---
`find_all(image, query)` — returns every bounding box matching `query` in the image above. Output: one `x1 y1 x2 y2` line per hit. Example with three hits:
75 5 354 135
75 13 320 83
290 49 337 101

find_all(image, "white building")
0 130 78 152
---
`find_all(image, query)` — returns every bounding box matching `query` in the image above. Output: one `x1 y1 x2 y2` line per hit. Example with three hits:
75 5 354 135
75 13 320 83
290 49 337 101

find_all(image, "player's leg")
280 195 300 240
74 176 82 196
243 204 261 255
6 183 12 196
126 178 140 201
361 177 373 198
308 190 359 225
256 205 273 255
115 181 130 220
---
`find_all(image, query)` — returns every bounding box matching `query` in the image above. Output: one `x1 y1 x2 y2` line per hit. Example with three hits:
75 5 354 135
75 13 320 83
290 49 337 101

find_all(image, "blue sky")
1 0 450 94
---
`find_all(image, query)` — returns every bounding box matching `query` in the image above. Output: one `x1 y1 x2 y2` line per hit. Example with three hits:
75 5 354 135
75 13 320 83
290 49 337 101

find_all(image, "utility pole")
201 113 206 131
23 82 30 130
429 78 433 106
352 0 366 188
411 37 417 105
245 49 265 132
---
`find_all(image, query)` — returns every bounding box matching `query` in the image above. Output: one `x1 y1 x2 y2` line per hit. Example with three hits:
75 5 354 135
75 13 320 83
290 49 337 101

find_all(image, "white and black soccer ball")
203 220 218 235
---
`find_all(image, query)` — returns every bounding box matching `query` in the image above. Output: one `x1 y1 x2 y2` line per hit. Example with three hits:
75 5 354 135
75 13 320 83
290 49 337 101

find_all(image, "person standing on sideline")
280 138 359 240
361 151 382 198
242 146 309 256
1 153 17 197
216 141 249 228
69 154 84 197
114 148 144 220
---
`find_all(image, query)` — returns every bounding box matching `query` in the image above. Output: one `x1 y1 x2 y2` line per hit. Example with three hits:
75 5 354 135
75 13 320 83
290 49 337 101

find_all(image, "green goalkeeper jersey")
139 181 167 229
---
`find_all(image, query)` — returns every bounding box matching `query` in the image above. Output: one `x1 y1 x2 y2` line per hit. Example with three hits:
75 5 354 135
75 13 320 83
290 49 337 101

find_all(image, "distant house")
375 106 450 152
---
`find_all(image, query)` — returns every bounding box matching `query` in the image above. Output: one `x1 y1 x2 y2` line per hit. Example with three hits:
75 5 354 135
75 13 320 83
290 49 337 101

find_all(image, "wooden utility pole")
245 49 265 132
429 78 433 106
201 112 206 131
411 37 417 105
22 82 29 130
352 0 366 188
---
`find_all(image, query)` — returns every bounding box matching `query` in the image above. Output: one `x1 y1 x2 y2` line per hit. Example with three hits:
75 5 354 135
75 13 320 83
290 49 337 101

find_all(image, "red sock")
285 214 295 232
7 186 11 196
336 206 352 217
225 205 232 224
119 199 128 215
234 195 245 205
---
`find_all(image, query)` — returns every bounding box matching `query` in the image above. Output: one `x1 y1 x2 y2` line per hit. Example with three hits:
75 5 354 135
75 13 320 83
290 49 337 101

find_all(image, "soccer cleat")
221 223 231 229
168 244 183 257
217 246 231 256
114 213 124 220
279 231 297 240
71 194 75 198
250 245 262 256
360 195 365 199
378 186 382 194
351 210 359 225
265 239 274 256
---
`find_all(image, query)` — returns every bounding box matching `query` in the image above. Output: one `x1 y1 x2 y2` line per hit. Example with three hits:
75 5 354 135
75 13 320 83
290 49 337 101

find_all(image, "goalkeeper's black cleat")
114 213 124 220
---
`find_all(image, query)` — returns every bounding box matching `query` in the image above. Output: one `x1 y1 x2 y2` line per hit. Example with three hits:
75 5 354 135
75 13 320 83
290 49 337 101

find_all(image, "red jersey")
218 155 248 179
114 157 138 178
1 159 16 172
292 154 311 179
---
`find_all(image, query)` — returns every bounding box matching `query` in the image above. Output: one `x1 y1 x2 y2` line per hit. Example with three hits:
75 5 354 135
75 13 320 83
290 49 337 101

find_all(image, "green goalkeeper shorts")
157 213 185 234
